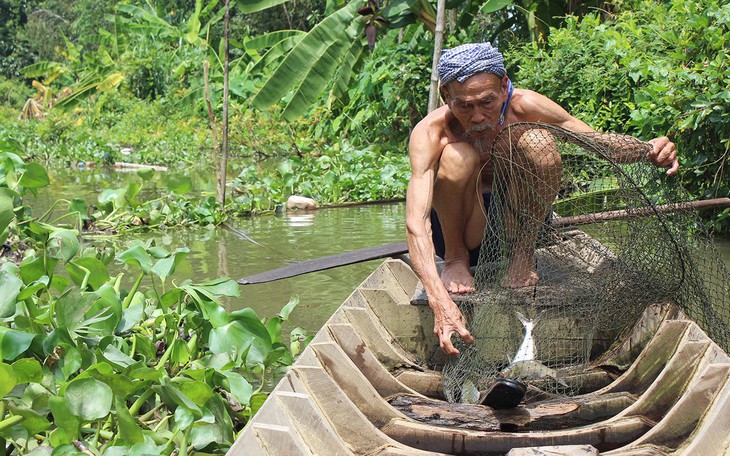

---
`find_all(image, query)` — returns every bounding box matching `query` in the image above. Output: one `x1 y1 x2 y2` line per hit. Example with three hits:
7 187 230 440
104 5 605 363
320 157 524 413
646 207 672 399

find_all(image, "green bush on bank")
508 0 730 232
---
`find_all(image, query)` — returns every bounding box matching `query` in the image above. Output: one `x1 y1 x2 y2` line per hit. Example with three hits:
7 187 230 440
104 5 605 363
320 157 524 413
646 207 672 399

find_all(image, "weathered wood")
229 259 730 456
506 445 599 456
237 242 408 285
251 423 313 456
381 416 653 454
623 362 730 451
387 392 635 432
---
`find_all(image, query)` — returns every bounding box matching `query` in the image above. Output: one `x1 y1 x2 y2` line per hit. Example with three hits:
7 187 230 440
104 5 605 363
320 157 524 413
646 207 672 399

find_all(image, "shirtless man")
405 43 679 356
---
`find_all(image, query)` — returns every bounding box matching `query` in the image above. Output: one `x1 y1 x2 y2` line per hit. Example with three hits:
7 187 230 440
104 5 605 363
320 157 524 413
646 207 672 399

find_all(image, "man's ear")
501 75 509 93
441 85 451 104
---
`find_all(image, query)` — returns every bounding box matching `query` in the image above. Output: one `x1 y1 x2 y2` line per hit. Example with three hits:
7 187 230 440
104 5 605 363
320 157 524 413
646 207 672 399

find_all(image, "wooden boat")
228 236 730 455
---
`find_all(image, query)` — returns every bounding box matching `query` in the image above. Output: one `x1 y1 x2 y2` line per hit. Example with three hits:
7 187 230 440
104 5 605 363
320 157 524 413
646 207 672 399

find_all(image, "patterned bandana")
437 43 506 86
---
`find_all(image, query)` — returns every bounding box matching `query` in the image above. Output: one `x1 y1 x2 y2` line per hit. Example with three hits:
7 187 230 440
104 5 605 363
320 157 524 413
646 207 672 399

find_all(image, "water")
29 166 730 335
33 166 407 332
142 203 407 332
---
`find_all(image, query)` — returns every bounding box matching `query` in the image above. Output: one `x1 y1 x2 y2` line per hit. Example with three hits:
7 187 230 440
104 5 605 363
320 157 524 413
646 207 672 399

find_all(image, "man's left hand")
648 137 679 175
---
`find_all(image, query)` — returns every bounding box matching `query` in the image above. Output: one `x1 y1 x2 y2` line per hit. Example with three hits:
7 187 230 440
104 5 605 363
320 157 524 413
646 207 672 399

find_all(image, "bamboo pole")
218 0 231 205
203 61 219 154
427 0 447 113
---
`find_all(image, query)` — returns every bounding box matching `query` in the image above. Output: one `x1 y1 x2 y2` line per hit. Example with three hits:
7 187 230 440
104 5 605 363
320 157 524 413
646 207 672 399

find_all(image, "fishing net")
441 122 730 402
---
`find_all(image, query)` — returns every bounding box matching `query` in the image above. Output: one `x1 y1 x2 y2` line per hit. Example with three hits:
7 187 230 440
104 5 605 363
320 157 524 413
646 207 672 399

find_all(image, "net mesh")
441 122 730 402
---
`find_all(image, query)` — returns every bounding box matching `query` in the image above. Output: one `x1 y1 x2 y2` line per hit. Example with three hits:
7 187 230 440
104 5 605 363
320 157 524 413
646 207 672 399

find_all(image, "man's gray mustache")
466 123 495 134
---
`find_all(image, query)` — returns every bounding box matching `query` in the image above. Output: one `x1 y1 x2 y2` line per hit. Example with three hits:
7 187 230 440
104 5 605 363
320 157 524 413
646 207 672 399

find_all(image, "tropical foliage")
509 0 730 231
0 135 310 455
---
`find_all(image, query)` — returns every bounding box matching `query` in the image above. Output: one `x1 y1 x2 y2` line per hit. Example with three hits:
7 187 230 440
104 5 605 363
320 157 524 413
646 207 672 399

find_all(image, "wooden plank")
381 415 652 454
599 321 691 395
273 392 354 456
387 391 635 432
621 362 730 452
327 322 420 398
506 445 599 456
237 242 408 284
251 423 313 456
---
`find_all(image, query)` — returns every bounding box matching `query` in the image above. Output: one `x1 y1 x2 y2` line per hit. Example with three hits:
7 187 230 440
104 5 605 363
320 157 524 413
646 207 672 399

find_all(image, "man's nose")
471 110 487 124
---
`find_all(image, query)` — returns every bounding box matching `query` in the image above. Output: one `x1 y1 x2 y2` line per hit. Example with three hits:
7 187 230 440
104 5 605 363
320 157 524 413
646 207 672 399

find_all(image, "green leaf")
0 269 22 318
0 327 35 361
0 362 17 398
64 377 113 421
479 0 513 14
66 257 111 291
49 396 81 441
251 1 359 120
54 289 97 335
237 0 290 14
7 403 52 435
11 358 43 383
0 189 15 236
47 229 80 262
99 187 127 211
156 377 202 417
169 339 190 366
219 371 253 406
117 302 144 333
163 174 192 194
266 317 282 345
115 397 144 445
118 244 153 274
100 345 136 369
18 162 50 189
245 30 305 50
69 198 89 221
49 444 80 456
136 167 155 181
151 248 190 280
173 379 214 408
278 295 299 321
174 405 195 430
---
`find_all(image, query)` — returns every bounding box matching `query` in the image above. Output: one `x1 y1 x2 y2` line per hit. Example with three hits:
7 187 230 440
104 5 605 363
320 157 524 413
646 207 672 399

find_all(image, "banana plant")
250 0 608 121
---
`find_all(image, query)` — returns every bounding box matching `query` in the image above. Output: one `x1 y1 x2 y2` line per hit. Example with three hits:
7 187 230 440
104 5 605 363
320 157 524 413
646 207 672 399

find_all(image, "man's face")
443 73 508 137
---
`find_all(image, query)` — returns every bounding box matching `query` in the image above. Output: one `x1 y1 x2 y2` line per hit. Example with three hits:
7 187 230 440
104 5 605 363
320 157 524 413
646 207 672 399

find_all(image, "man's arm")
516 90 678 174
406 124 474 356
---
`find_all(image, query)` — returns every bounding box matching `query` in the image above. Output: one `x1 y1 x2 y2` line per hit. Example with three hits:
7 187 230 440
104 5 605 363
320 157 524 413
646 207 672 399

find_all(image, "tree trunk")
203 61 219 154
217 0 231 204
427 0 447 113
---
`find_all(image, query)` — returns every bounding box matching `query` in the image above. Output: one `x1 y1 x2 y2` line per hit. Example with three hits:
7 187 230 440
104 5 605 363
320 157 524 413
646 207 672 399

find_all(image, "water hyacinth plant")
1 241 308 454
0 138 310 455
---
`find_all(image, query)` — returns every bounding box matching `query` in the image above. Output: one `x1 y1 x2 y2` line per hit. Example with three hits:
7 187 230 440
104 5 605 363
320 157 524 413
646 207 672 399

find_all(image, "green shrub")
509 0 730 232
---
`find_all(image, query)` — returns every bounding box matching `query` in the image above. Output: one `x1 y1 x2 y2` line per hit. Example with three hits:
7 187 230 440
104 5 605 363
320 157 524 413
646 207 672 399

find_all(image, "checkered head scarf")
437 43 506 86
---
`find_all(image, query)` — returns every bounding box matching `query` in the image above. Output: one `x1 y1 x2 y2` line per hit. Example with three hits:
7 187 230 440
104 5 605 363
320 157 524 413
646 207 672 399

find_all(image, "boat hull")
229 259 730 456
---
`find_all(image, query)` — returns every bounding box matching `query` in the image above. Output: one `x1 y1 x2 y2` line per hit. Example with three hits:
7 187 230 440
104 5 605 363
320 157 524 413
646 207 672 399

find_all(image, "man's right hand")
432 297 475 355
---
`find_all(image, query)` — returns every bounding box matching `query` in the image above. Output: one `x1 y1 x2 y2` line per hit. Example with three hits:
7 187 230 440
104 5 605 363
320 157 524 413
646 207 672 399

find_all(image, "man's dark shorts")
430 192 492 267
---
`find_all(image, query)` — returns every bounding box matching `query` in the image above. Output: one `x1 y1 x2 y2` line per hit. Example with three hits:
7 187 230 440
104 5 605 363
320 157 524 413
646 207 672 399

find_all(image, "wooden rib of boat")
228 243 730 455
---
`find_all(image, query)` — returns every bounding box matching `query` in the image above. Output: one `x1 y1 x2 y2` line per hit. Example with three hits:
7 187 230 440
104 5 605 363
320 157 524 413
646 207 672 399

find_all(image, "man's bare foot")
502 255 539 288
441 262 475 293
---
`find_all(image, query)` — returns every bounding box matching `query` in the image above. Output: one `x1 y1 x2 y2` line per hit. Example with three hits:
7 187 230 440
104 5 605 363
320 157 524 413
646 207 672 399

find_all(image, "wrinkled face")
443 73 508 137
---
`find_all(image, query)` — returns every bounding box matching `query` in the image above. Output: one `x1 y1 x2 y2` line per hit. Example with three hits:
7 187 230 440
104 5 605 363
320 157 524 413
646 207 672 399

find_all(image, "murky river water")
32 167 730 334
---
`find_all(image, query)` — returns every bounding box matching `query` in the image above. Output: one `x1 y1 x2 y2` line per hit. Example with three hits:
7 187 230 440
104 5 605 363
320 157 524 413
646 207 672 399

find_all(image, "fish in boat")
499 310 568 387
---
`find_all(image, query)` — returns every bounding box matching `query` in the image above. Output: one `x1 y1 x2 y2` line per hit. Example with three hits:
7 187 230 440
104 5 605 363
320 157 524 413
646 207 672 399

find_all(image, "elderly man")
406 43 679 356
